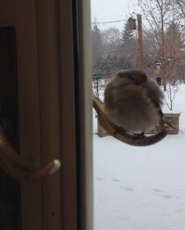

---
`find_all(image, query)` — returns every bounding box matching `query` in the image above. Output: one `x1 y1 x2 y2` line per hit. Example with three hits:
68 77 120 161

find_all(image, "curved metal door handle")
0 125 61 182
93 96 167 146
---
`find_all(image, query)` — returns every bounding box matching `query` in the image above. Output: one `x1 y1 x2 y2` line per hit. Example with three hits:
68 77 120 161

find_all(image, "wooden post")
137 14 144 71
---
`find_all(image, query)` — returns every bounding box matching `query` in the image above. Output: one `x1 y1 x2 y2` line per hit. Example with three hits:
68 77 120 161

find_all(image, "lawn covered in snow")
93 83 185 230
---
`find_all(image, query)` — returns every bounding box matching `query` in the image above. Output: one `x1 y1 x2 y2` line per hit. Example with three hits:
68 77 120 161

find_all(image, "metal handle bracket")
0 125 61 182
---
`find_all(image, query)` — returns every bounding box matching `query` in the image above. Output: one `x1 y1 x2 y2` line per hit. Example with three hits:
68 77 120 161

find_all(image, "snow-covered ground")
93 84 185 230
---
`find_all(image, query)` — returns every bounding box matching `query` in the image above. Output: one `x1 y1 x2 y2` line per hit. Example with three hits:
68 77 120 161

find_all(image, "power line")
91 19 125 25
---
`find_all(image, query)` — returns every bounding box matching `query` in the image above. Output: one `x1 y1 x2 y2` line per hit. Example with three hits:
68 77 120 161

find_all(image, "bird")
104 69 165 135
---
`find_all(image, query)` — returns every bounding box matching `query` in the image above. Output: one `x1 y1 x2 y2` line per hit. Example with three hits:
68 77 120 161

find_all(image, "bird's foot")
113 126 127 136
133 132 145 139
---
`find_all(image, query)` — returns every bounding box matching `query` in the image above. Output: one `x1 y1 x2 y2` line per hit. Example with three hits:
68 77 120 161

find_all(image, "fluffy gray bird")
104 70 164 134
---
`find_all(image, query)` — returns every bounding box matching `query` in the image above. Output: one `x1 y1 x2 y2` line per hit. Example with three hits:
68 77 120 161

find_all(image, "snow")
93 84 185 230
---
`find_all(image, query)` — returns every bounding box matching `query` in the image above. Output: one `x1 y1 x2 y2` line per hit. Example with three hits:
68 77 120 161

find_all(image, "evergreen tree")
165 22 184 58
91 24 103 71
121 20 135 43
121 20 139 69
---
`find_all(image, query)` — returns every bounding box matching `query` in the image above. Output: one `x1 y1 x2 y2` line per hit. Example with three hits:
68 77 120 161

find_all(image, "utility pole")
137 14 144 71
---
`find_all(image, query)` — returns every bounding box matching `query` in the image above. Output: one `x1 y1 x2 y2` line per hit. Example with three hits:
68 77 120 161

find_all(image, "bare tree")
164 81 180 111
101 27 121 45
175 0 185 18
138 0 185 91
101 27 121 57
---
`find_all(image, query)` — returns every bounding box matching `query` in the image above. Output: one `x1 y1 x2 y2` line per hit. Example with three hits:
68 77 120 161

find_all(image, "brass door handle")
0 124 61 182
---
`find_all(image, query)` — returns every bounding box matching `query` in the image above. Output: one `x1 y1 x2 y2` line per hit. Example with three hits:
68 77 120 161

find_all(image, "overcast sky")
90 0 140 31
